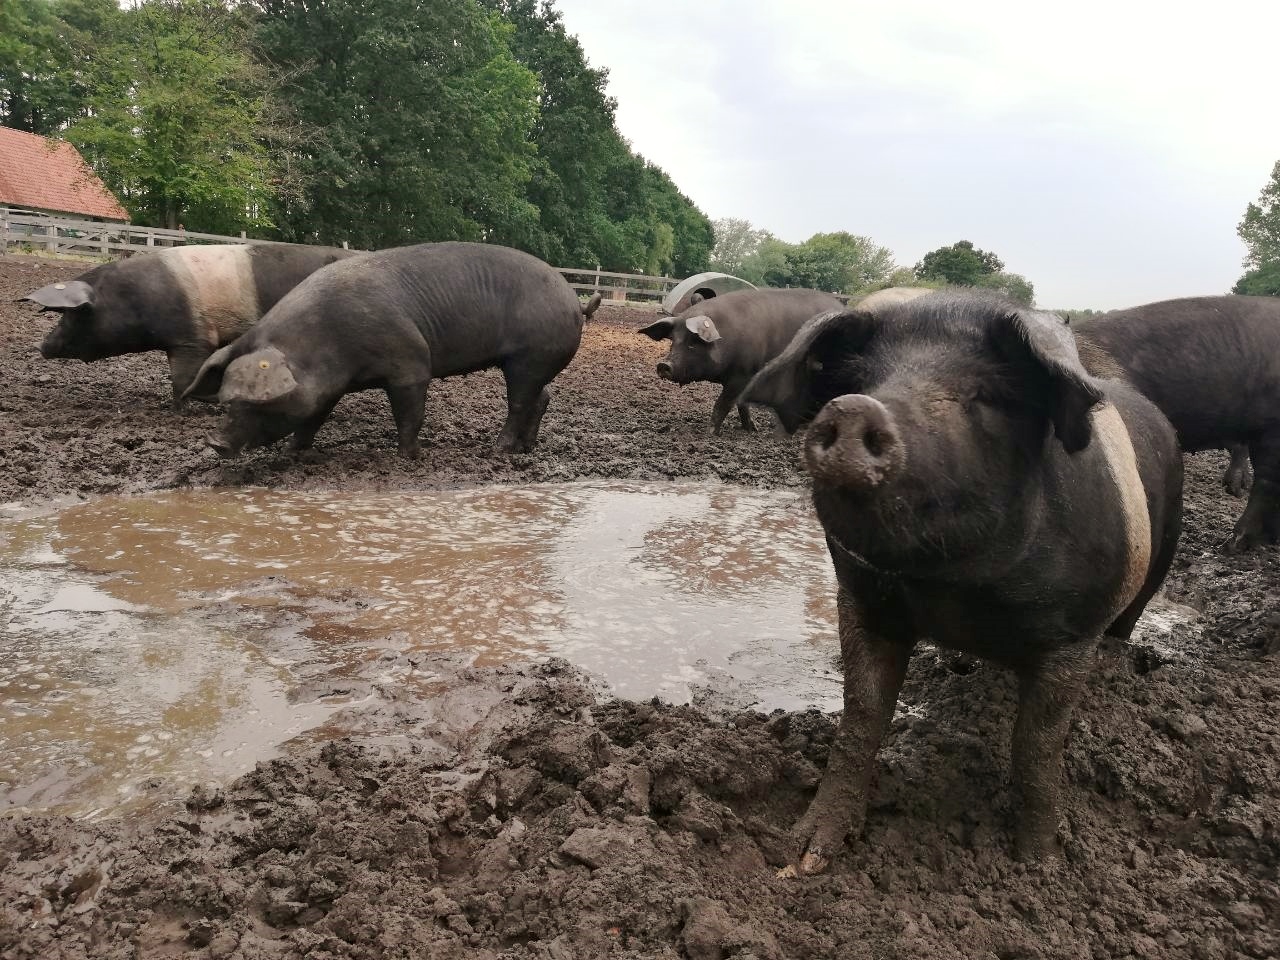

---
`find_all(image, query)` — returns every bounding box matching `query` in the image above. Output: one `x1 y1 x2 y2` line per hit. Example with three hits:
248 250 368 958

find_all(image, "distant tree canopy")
1235 161 1280 296
712 222 898 294
0 0 712 273
1233 262 1280 297
914 239 1034 306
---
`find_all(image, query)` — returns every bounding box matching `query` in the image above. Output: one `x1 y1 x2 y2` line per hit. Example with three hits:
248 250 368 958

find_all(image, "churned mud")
1 253 1278 959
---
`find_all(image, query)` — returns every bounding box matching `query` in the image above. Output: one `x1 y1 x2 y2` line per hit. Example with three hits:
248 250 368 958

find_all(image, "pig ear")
219 349 299 404
1001 309 1103 454
638 318 676 341
23 280 94 311
684 315 721 343
181 345 236 402
738 309 879 432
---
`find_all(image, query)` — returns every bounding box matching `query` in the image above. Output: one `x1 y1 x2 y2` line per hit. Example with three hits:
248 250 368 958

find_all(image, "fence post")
46 221 57 253
100 224 109 256
0 207 8 253
342 241 349 250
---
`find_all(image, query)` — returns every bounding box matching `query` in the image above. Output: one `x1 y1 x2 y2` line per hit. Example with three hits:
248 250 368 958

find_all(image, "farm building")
0 127 128 221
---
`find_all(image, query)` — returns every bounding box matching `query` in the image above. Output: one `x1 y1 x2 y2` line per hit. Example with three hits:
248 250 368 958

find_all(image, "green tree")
61 0 274 233
1233 261 1280 297
710 217 773 275
253 0 540 249
0 0 76 133
914 240 1004 286
738 231 896 293
975 271 1035 306
1238 161 1280 269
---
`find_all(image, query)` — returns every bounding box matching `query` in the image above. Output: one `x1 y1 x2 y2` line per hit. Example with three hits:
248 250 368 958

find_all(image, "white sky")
552 0 1280 309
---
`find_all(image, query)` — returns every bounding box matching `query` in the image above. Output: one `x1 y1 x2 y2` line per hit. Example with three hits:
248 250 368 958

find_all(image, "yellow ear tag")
259 360 271 369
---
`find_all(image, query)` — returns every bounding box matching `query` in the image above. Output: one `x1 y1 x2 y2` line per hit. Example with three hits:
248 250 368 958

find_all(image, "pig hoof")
397 444 421 460
799 850 831 875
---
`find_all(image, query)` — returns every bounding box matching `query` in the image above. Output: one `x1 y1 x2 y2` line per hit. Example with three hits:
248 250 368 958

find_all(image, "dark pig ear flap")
638 317 676 341
738 309 878 433
181 345 236 402
219 348 299 404
684 315 721 343
1001 310 1103 454
23 279 94 310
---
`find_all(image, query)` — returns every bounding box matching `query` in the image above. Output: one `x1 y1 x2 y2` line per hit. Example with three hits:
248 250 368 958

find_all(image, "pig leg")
288 398 340 454
1223 443 1252 498
711 381 754 435
498 362 553 453
1223 437 1280 552
167 345 215 407
1010 642 1093 860
385 381 429 459
789 588 912 875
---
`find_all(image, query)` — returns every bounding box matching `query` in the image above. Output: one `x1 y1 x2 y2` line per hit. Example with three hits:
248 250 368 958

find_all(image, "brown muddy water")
1 482 847 820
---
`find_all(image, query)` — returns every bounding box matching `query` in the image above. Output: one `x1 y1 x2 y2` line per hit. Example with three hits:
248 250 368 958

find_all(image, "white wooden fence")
0 208 678 305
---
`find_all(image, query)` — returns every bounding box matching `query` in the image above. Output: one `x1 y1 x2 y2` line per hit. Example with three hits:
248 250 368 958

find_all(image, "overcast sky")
552 0 1280 309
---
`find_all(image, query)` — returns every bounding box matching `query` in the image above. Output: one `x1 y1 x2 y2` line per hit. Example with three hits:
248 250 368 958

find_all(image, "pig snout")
656 360 674 380
804 395 904 491
206 433 240 459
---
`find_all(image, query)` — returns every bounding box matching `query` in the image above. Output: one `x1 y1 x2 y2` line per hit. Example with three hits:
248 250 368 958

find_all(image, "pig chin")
206 414 295 459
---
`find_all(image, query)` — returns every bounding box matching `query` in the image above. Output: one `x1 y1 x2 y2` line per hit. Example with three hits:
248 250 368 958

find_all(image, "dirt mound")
2 653 1276 959
1 254 1277 959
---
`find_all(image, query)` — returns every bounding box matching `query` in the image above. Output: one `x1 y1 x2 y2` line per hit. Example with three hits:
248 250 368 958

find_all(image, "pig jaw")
206 405 301 459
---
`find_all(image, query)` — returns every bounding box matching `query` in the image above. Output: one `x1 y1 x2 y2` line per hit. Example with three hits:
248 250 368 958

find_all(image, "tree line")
1235 161 1280 297
0 0 714 276
709 220 1037 305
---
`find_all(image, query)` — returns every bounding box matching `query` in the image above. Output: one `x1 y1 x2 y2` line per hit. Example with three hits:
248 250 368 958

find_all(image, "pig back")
1073 295 1280 452
391 243 585 376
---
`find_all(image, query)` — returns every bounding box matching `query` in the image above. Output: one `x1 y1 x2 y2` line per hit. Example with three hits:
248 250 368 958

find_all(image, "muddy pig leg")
1010 642 1094 861
385 381 429 459
288 397 341 456
1223 443 1253 498
711 384 741 435
736 402 757 432
788 588 913 875
168 345 215 408
517 387 552 450
497 361 551 454
1223 436 1280 552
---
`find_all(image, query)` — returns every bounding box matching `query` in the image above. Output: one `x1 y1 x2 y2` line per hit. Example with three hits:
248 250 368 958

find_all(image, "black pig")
744 291 1182 869
24 243 356 405
183 242 600 458
638 288 842 434
1072 295 1280 551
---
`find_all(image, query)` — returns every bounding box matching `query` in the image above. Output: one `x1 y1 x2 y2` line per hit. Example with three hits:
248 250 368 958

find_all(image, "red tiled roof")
0 127 128 221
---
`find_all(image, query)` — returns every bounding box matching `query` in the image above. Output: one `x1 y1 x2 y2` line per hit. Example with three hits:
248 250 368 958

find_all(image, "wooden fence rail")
0 208 678 305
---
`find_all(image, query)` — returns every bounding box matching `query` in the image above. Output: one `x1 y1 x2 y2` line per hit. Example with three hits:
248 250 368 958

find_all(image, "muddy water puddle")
1 482 842 818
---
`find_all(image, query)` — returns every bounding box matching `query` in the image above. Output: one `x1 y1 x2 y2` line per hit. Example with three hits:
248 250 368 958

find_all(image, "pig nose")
656 361 673 380
803 394 903 491
206 435 235 459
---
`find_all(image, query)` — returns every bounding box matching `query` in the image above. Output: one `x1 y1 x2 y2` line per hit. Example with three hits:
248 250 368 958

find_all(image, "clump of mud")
3 652 1277 960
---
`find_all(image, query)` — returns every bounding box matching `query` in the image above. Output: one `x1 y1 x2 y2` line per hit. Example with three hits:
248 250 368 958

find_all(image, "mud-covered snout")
803 395 904 492
205 432 242 459
656 360 674 380
39 322 75 359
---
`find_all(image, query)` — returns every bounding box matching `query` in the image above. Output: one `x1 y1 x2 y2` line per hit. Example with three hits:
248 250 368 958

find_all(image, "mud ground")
1 253 1277 959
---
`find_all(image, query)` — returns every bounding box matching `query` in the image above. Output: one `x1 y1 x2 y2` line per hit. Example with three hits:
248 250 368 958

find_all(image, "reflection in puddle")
1 483 841 818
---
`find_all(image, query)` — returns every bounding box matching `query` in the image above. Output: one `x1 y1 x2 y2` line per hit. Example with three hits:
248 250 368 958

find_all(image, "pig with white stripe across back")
24 242 356 405
741 290 1183 870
